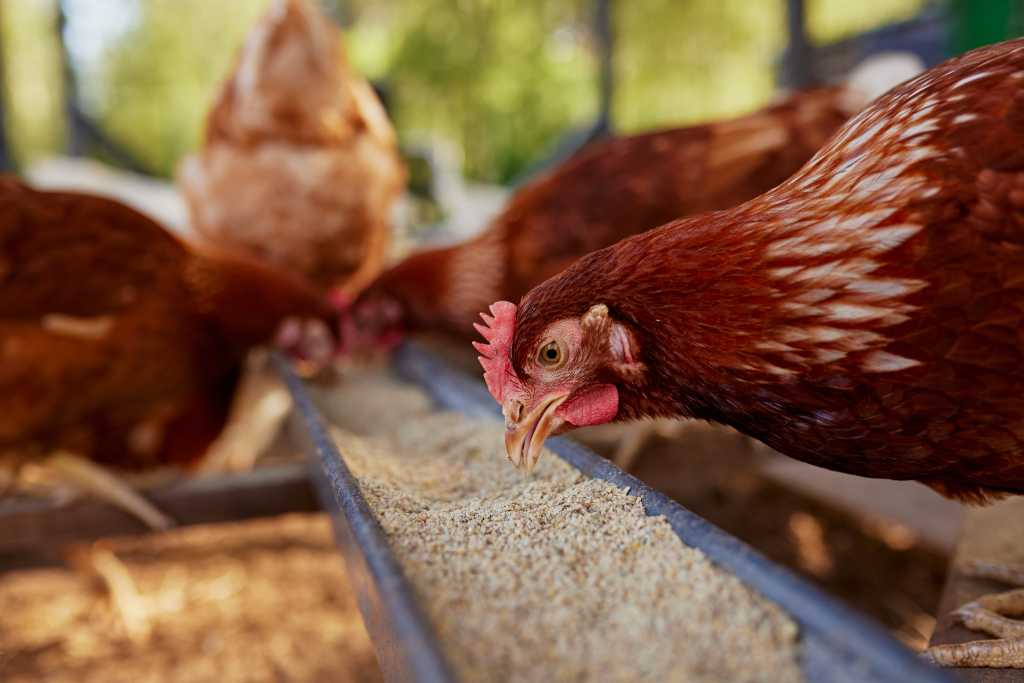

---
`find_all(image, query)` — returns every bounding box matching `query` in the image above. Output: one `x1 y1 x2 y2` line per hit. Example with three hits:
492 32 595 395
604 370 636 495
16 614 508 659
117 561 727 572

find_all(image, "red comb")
472 301 521 404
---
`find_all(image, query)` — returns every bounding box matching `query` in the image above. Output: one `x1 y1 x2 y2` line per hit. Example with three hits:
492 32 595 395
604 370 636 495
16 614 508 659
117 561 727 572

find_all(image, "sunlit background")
5 0 1014 190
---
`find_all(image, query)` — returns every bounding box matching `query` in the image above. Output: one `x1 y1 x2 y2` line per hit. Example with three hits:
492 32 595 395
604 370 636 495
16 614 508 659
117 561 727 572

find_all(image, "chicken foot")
924 559 1024 667
46 451 175 530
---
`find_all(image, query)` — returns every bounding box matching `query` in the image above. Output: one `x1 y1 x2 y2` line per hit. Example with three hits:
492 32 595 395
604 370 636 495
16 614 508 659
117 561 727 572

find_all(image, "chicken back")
347 82 890 351
482 38 1024 503
179 0 405 293
0 178 337 471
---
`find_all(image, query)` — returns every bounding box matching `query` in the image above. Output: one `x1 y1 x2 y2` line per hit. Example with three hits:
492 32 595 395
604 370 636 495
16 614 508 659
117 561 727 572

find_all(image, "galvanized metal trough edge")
274 354 459 683
394 343 954 683
0 461 317 570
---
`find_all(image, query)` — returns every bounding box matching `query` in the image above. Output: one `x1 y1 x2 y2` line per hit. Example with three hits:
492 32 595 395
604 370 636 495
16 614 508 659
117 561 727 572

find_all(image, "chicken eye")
538 341 563 367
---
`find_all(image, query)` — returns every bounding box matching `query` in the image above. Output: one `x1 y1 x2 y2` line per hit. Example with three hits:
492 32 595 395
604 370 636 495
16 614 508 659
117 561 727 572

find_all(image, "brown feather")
510 38 1024 503
178 0 405 292
350 86 854 345
0 178 335 470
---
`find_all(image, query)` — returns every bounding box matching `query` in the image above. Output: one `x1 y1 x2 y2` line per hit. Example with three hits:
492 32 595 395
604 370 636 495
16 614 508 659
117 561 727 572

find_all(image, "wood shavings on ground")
0 514 381 683
322 370 803 683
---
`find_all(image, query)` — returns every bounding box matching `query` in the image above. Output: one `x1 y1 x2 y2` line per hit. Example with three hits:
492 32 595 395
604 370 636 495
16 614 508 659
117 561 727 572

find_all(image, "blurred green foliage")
95 0 269 175
353 0 597 183
614 1 783 133
949 0 1024 53
1 0 64 165
0 0 925 183
808 0 924 43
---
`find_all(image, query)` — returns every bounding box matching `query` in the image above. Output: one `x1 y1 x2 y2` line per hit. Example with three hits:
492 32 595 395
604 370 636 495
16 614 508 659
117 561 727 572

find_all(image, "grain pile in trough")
319 368 803 683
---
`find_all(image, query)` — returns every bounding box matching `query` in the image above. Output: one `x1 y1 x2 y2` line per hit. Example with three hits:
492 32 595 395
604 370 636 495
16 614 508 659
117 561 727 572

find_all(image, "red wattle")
558 384 619 427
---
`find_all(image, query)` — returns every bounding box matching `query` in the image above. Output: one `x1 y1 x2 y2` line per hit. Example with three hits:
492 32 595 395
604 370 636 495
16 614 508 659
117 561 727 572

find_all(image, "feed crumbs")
317 369 802 683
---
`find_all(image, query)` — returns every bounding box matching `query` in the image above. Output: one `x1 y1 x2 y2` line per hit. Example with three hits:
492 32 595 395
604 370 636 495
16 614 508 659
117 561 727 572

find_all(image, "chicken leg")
198 350 293 473
576 419 691 471
924 560 1024 667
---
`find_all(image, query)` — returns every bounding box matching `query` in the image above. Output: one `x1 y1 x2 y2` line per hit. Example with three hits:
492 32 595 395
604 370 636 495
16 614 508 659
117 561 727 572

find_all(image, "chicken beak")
503 394 568 472
276 317 336 378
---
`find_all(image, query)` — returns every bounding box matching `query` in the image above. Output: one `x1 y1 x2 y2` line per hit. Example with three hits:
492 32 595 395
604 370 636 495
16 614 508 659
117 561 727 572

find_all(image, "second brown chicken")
342 57 921 353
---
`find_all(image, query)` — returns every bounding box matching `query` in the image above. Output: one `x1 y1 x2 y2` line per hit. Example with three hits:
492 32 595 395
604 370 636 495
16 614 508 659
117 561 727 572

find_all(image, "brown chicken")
178 0 405 293
0 178 338 527
344 56 921 352
475 39 1024 667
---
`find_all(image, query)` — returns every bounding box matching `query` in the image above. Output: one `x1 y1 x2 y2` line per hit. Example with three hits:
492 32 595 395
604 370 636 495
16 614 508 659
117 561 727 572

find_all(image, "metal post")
507 0 615 185
54 0 152 174
319 0 349 27
0 92 11 172
594 0 613 135
781 0 814 89
56 0 85 156
0 1 14 170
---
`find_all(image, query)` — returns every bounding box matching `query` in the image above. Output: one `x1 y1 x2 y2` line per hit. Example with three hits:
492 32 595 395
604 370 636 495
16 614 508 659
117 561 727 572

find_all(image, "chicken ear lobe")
580 304 645 382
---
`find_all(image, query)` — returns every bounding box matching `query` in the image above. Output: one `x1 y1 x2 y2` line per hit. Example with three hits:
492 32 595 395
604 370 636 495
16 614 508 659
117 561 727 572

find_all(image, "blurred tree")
614 0 784 133
0 0 933 182
95 0 270 177
808 0 925 44
614 0 926 134
0 0 64 166
363 0 598 184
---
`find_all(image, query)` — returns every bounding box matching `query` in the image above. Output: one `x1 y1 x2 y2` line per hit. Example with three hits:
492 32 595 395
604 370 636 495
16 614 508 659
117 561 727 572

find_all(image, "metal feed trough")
278 344 955 683
0 462 318 570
